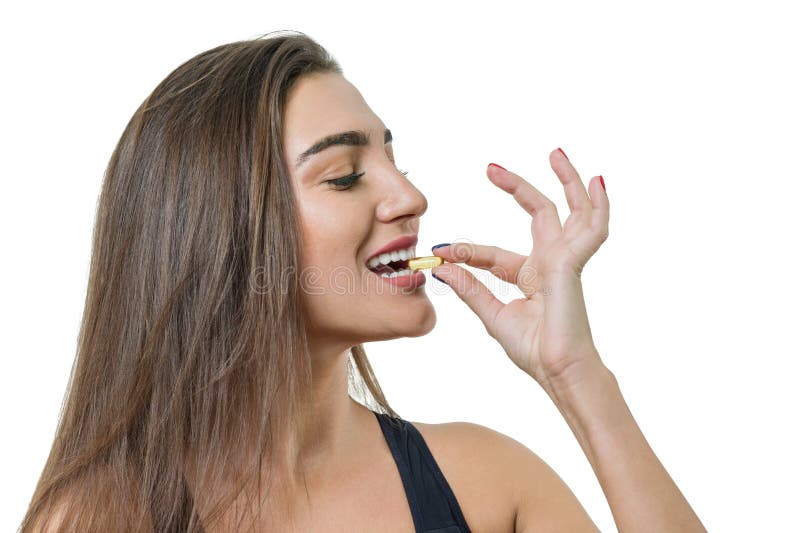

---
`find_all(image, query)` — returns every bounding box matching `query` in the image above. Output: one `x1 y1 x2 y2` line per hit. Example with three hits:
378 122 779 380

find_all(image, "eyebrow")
295 128 393 169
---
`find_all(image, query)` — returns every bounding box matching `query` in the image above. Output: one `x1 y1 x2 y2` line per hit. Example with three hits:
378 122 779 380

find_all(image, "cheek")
302 201 367 252
295 191 374 285
300 214 342 266
298 211 358 284
297 201 331 262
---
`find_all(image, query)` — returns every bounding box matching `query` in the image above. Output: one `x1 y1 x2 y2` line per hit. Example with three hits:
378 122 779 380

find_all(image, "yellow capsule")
407 255 445 270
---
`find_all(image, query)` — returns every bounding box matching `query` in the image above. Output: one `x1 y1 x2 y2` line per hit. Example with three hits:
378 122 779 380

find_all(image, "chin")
410 306 437 336
382 304 437 340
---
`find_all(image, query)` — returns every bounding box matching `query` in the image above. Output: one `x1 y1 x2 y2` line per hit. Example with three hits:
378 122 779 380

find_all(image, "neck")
183 337 382 532
272 343 362 482
184 339 370 511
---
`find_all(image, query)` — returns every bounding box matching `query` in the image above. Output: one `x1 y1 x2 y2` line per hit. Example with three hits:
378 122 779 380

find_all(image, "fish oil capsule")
407 256 445 270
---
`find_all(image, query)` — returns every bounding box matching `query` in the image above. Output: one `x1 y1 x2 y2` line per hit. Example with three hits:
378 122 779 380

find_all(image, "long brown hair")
20 30 399 532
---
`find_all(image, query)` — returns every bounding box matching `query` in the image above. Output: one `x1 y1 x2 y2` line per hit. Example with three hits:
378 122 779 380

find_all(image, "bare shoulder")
409 419 599 533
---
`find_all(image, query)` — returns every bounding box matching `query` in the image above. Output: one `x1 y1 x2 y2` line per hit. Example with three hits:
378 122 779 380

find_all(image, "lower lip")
369 269 427 289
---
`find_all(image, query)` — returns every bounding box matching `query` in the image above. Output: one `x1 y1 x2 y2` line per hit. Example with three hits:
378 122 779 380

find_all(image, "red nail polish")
557 148 569 160
599 175 605 191
488 163 507 171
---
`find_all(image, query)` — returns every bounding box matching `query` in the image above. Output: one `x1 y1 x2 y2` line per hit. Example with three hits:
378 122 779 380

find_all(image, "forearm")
545 359 706 533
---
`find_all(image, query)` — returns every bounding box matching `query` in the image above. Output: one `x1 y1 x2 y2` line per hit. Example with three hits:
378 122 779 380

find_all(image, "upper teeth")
367 246 415 269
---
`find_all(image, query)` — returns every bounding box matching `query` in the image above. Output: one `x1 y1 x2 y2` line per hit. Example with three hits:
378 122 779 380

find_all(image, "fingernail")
598 175 605 191
431 243 451 251
432 273 448 284
557 148 569 160
488 163 506 171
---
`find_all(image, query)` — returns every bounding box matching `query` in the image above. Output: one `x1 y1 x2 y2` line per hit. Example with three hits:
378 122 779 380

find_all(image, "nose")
374 164 428 223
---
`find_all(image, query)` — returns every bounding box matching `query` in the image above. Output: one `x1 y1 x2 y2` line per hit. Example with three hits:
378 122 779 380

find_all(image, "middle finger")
486 163 562 248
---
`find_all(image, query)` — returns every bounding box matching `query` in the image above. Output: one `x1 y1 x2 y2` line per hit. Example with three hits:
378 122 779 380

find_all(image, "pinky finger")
589 176 609 235
572 176 610 262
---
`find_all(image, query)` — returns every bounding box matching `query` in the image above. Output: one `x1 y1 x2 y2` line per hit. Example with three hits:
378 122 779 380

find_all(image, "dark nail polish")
431 243 451 250
488 163 507 171
432 273 448 284
599 175 605 191
557 148 569 160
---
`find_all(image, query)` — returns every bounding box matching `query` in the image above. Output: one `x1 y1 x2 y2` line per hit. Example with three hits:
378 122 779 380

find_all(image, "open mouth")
366 246 414 277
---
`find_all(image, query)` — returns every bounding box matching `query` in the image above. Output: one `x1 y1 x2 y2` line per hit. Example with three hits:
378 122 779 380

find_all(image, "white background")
2 1 798 531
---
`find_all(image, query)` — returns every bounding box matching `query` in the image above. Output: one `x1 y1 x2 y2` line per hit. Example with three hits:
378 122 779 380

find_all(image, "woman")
21 30 706 532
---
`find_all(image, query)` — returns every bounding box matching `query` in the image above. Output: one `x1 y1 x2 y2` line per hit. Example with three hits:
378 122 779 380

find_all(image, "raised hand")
430 148 610 395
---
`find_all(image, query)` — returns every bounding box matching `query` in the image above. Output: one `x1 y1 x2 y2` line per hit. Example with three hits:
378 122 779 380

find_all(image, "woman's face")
283 72 436 345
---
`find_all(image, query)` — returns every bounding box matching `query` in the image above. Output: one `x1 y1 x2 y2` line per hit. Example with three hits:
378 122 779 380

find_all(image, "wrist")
545 357 623 430
547 353 615 399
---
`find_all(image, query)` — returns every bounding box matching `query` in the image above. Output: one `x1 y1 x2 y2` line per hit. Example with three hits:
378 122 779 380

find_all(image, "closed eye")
326 171 365 189
326 168 409 190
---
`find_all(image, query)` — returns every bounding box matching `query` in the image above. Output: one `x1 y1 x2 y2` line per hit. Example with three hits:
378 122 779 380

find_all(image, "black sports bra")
373 411 473 533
